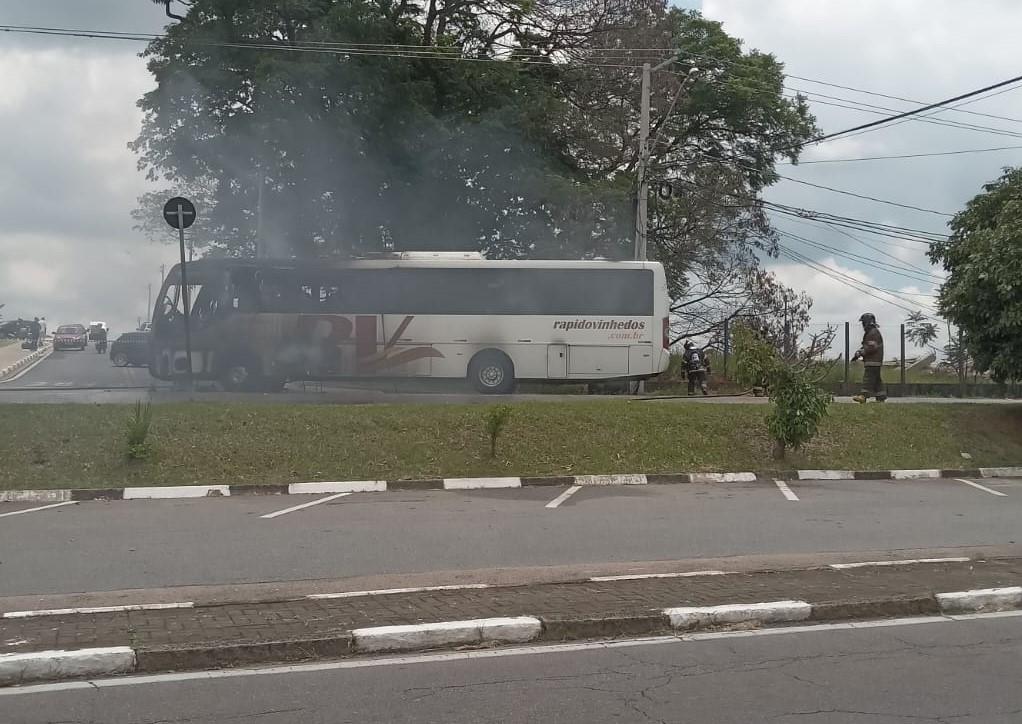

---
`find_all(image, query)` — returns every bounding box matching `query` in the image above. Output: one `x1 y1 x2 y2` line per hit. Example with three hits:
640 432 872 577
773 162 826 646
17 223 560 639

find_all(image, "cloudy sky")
1 1 1020 342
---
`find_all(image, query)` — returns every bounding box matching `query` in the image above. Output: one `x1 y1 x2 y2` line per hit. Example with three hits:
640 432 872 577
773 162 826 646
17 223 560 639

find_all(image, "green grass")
1 401 1020 490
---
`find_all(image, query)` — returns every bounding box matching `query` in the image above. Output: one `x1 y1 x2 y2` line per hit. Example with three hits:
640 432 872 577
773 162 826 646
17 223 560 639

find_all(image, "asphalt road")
1 476 1019 597
4 613 1021 723
0 345 152 390
2 347 1018 404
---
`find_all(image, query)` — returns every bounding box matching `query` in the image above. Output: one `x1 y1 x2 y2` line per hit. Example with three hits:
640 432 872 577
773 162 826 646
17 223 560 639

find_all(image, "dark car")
53 324 88 351
109 331 151 367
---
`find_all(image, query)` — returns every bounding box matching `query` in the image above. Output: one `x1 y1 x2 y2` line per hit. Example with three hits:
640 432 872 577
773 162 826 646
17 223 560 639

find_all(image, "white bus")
149 252 671 392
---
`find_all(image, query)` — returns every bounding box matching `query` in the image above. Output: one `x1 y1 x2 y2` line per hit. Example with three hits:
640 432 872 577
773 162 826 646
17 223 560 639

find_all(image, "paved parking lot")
1 477 1020 597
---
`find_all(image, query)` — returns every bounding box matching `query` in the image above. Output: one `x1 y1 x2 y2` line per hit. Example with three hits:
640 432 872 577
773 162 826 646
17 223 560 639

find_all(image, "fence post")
722 318 730 379
958 328 966 398
900 324 906 388
843 321 850 390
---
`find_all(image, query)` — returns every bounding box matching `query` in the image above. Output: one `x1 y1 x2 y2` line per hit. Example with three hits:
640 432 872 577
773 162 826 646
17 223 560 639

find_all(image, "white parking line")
955 478 1007 497
308 584 491 600
545 486 581 509
260 493 351 519
3 602 194 619
590 571 729 582
829 557 970 570
774 479 799 501
0 501 76 519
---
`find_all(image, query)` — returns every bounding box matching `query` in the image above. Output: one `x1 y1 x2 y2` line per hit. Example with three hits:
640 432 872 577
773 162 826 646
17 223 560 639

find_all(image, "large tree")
134 0 817 332
929 168 1022 382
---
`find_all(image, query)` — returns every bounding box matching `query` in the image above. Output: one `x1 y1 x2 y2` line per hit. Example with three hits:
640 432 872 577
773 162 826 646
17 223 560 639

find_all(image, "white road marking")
955 478 1007 497
3 602 193 619
0 501 76 519
774 479 799 501
308 584 491 600
545 486 581 509
829 557 970 570
260 493 351 519
10 612 1021 697
590 571 729 582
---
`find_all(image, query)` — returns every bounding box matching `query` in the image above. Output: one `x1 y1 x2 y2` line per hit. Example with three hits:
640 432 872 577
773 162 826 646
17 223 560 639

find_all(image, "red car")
54 324 88 351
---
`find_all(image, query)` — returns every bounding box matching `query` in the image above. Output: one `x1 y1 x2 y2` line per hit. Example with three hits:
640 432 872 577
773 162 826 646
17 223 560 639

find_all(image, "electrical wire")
784 144 1022 164
775 228 943 285
777 246 941 319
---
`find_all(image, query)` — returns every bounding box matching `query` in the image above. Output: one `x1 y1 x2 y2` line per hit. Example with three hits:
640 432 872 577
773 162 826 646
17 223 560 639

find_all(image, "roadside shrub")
126 400 154 460
766 366 831 459
732 323 831 459
484 405 513 458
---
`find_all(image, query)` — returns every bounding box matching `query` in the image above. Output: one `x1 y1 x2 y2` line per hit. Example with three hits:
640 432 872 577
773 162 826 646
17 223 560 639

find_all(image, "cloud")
0 37 176 333
702 0 1022 330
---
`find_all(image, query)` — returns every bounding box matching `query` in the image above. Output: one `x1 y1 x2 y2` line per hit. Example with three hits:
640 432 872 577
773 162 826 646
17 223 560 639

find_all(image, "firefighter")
852 312 887 403
682 340 710 396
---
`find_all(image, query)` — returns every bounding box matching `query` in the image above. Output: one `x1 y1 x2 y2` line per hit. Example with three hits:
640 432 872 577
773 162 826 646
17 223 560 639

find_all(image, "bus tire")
220 355 259 392
468 350 515 394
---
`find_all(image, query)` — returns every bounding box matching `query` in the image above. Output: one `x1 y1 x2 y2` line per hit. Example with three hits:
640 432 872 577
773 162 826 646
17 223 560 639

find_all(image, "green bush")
484 405 513 458
732 323 831 458
126 400 154 460
766 366 831 459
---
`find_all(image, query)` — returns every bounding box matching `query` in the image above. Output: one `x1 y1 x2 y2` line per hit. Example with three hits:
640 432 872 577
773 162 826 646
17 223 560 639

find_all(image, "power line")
686 152 956 217
795 73 1022 147
0 24 643 69
785 144 1022 164
680 48 1022 126
778 211 940 268
785 73 1022 125
775 228 942 285
778 246 941 319
781 89 1022 140
763 202 948 242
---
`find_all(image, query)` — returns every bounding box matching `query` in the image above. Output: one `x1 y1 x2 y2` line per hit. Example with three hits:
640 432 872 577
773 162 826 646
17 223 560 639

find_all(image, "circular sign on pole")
163 197 197 229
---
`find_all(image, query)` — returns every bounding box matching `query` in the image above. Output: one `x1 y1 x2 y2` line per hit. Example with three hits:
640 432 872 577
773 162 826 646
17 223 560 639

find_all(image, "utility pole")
634 57 698 261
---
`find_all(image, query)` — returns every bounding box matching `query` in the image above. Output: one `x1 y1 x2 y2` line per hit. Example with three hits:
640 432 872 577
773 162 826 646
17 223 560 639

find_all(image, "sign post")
162 197 197 389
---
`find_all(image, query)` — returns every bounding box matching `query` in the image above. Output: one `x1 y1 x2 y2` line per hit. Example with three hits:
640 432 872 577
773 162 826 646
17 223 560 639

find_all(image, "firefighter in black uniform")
682 340 710 396
852 312 887 402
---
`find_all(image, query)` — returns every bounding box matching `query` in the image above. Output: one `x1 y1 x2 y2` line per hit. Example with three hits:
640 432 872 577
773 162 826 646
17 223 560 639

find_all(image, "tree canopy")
134 0 817 336
929 167 1022 382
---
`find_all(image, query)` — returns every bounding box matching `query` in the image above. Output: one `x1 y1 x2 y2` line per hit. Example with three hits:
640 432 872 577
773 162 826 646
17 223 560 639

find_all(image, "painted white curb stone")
288 480 385 494
980 467 1022 478
575 474 647 486
444 477 521 490
798 470 854 480
891 469 941 480
689 472 757 483
664 600 812 630
0 489 71 503
123 485 231 499
936 587 1022 614
0 647 135 686
352 616 542 653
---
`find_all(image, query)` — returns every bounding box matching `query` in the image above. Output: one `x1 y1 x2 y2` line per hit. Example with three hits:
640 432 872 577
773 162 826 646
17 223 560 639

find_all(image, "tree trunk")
423 0 439 45
772 439 785 460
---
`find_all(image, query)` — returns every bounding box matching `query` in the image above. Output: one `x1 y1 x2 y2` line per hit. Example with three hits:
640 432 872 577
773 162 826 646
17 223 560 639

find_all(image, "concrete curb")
0 342 51 382
3 586 1022 686
3 466 1021 503
0 647 134 686
935 586 1022 614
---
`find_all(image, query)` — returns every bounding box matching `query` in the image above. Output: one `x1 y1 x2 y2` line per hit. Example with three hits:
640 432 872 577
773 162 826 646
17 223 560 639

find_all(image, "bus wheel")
220 360 256 392
469 351 515 394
